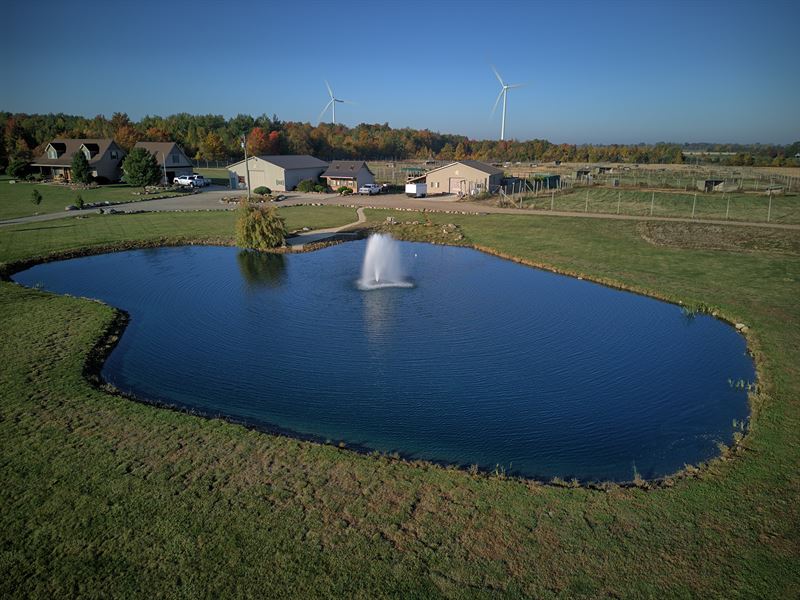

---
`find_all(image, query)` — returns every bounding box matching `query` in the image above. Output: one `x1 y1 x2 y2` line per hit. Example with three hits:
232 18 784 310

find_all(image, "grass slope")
0 179 195 221
1 209 798 598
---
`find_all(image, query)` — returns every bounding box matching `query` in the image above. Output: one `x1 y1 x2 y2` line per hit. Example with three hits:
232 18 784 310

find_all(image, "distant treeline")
2 111 798 169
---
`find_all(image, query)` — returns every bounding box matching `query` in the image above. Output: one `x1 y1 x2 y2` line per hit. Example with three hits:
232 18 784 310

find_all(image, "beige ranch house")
134 141 194 185
227 155 328 191
410 160 504 195
31 138 126 182
321 160 375 192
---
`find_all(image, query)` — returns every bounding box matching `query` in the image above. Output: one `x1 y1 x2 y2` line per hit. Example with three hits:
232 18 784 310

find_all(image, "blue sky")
3 0 798 144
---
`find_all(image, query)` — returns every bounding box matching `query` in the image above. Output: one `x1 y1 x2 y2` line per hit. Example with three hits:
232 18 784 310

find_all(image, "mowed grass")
522 187 800 224
0 206 358 265
194 168 231 186
0 179 191 221
1 209 799 597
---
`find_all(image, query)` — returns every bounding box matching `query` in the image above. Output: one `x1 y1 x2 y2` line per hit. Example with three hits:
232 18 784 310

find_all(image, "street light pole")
241 134 251 201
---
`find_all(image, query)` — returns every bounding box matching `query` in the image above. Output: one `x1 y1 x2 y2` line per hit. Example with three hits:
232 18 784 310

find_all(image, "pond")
13 241 754 482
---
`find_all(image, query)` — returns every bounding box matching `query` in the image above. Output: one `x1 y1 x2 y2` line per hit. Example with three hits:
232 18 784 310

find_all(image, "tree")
71 150 93 184
114 124 141 151
246 127 269 156
454 142 467 161
31 189 42 205
122 147 161 188
253 186 271 197
201 131 225 160
235 199 286 250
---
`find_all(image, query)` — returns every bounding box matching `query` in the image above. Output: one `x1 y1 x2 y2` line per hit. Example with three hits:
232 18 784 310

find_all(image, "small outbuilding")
321 160 375 192
409 160 504 195
134 141 193 185
227 155 328 191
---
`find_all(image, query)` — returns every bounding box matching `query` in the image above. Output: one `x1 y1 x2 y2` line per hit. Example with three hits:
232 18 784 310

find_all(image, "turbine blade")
491 64 505 87
325 80 334 99
507 83 526 89
318 99 334 121
491 88 504 116
338 98 356 104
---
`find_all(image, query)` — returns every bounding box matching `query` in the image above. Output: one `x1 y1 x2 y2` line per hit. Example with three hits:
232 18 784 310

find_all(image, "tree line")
2 111 798 173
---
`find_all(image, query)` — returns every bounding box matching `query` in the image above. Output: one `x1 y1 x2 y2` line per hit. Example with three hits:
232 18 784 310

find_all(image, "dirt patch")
637 221 800 254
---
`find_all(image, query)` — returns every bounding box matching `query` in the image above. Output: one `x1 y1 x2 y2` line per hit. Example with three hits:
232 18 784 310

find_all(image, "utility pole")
160 151 168 186
650 191 655 216
241 134 251 201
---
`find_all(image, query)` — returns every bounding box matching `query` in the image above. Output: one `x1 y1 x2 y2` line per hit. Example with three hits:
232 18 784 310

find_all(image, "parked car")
173 174 209 187
358 183 382 195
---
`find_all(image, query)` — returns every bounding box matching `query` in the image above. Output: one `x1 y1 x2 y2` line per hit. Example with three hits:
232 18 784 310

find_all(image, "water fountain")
358 234 413 290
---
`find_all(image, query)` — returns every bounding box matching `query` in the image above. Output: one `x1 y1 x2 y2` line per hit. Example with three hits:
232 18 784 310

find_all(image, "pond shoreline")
2 234 764 490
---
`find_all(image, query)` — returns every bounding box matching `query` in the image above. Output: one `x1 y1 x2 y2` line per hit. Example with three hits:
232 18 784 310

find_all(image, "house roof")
32 138 119 166
420 160 504 177
321 160 372 179
227 154 328 171
134 141 191 166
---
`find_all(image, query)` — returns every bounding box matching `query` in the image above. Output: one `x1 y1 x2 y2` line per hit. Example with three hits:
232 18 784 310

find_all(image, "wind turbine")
490 65 524 141
318 80 353 124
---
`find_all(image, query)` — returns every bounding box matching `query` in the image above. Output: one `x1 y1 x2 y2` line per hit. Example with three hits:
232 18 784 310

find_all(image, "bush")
253 186 271 197
235 199 287 250
93 176 111 185
31 189 42 206
313 184 328 193
75 193 84 209
296 179 318 193
6 158 30 178
337 186 353 195
26 172 43 182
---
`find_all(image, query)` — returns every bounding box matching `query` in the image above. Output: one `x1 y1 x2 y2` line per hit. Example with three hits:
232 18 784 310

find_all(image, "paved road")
3 187 799 231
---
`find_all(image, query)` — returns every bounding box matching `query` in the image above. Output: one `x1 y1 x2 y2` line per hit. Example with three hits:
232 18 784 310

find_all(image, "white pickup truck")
358 183 382 195
174 174 209 187
405 183 427 198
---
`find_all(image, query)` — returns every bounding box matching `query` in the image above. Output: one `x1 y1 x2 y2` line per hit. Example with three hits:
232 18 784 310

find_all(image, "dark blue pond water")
13 242 754 481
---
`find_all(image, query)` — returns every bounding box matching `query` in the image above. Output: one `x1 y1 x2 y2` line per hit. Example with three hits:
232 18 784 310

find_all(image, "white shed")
227 155 328 191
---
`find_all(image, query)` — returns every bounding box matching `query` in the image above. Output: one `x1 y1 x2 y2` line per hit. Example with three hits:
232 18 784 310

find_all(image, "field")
1 208 799 597
0 176 192 221
515 187 800 224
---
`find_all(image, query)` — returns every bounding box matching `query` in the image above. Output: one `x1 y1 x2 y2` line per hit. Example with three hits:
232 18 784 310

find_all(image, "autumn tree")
71 150 93 184
201 131 226 160
145 126 171 142
454 142 467 160
246 127 269 156
114 124 141 151
122 147 161 188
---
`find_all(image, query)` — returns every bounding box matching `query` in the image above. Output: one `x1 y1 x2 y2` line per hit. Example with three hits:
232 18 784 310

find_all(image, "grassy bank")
0 205 357 265
1 209 798 597
0 179 201 221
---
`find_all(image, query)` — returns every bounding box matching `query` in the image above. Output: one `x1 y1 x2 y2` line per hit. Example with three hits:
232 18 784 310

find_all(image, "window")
47 147 57 159
276 179 284 186
110 151 118 159
82 148 91 159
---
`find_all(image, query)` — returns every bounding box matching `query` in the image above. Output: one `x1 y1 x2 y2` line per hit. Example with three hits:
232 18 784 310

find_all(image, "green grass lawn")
0 180 193 221
1 209 799 597
521 187 800 224
194 168 231 186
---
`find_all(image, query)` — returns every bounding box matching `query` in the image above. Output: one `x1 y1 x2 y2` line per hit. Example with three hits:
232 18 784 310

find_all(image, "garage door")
248 170 265 188
449 178 466 194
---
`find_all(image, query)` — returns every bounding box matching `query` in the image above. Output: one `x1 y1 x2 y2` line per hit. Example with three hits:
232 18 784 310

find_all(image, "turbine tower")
491 66 524 141
319 80 352 124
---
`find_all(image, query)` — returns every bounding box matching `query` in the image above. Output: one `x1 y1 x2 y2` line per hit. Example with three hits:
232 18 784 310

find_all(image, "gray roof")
228 154 328 170
321 160 373 179
134 141 192 167
451 160 504 175
418 160 504 177
32 138 120 166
